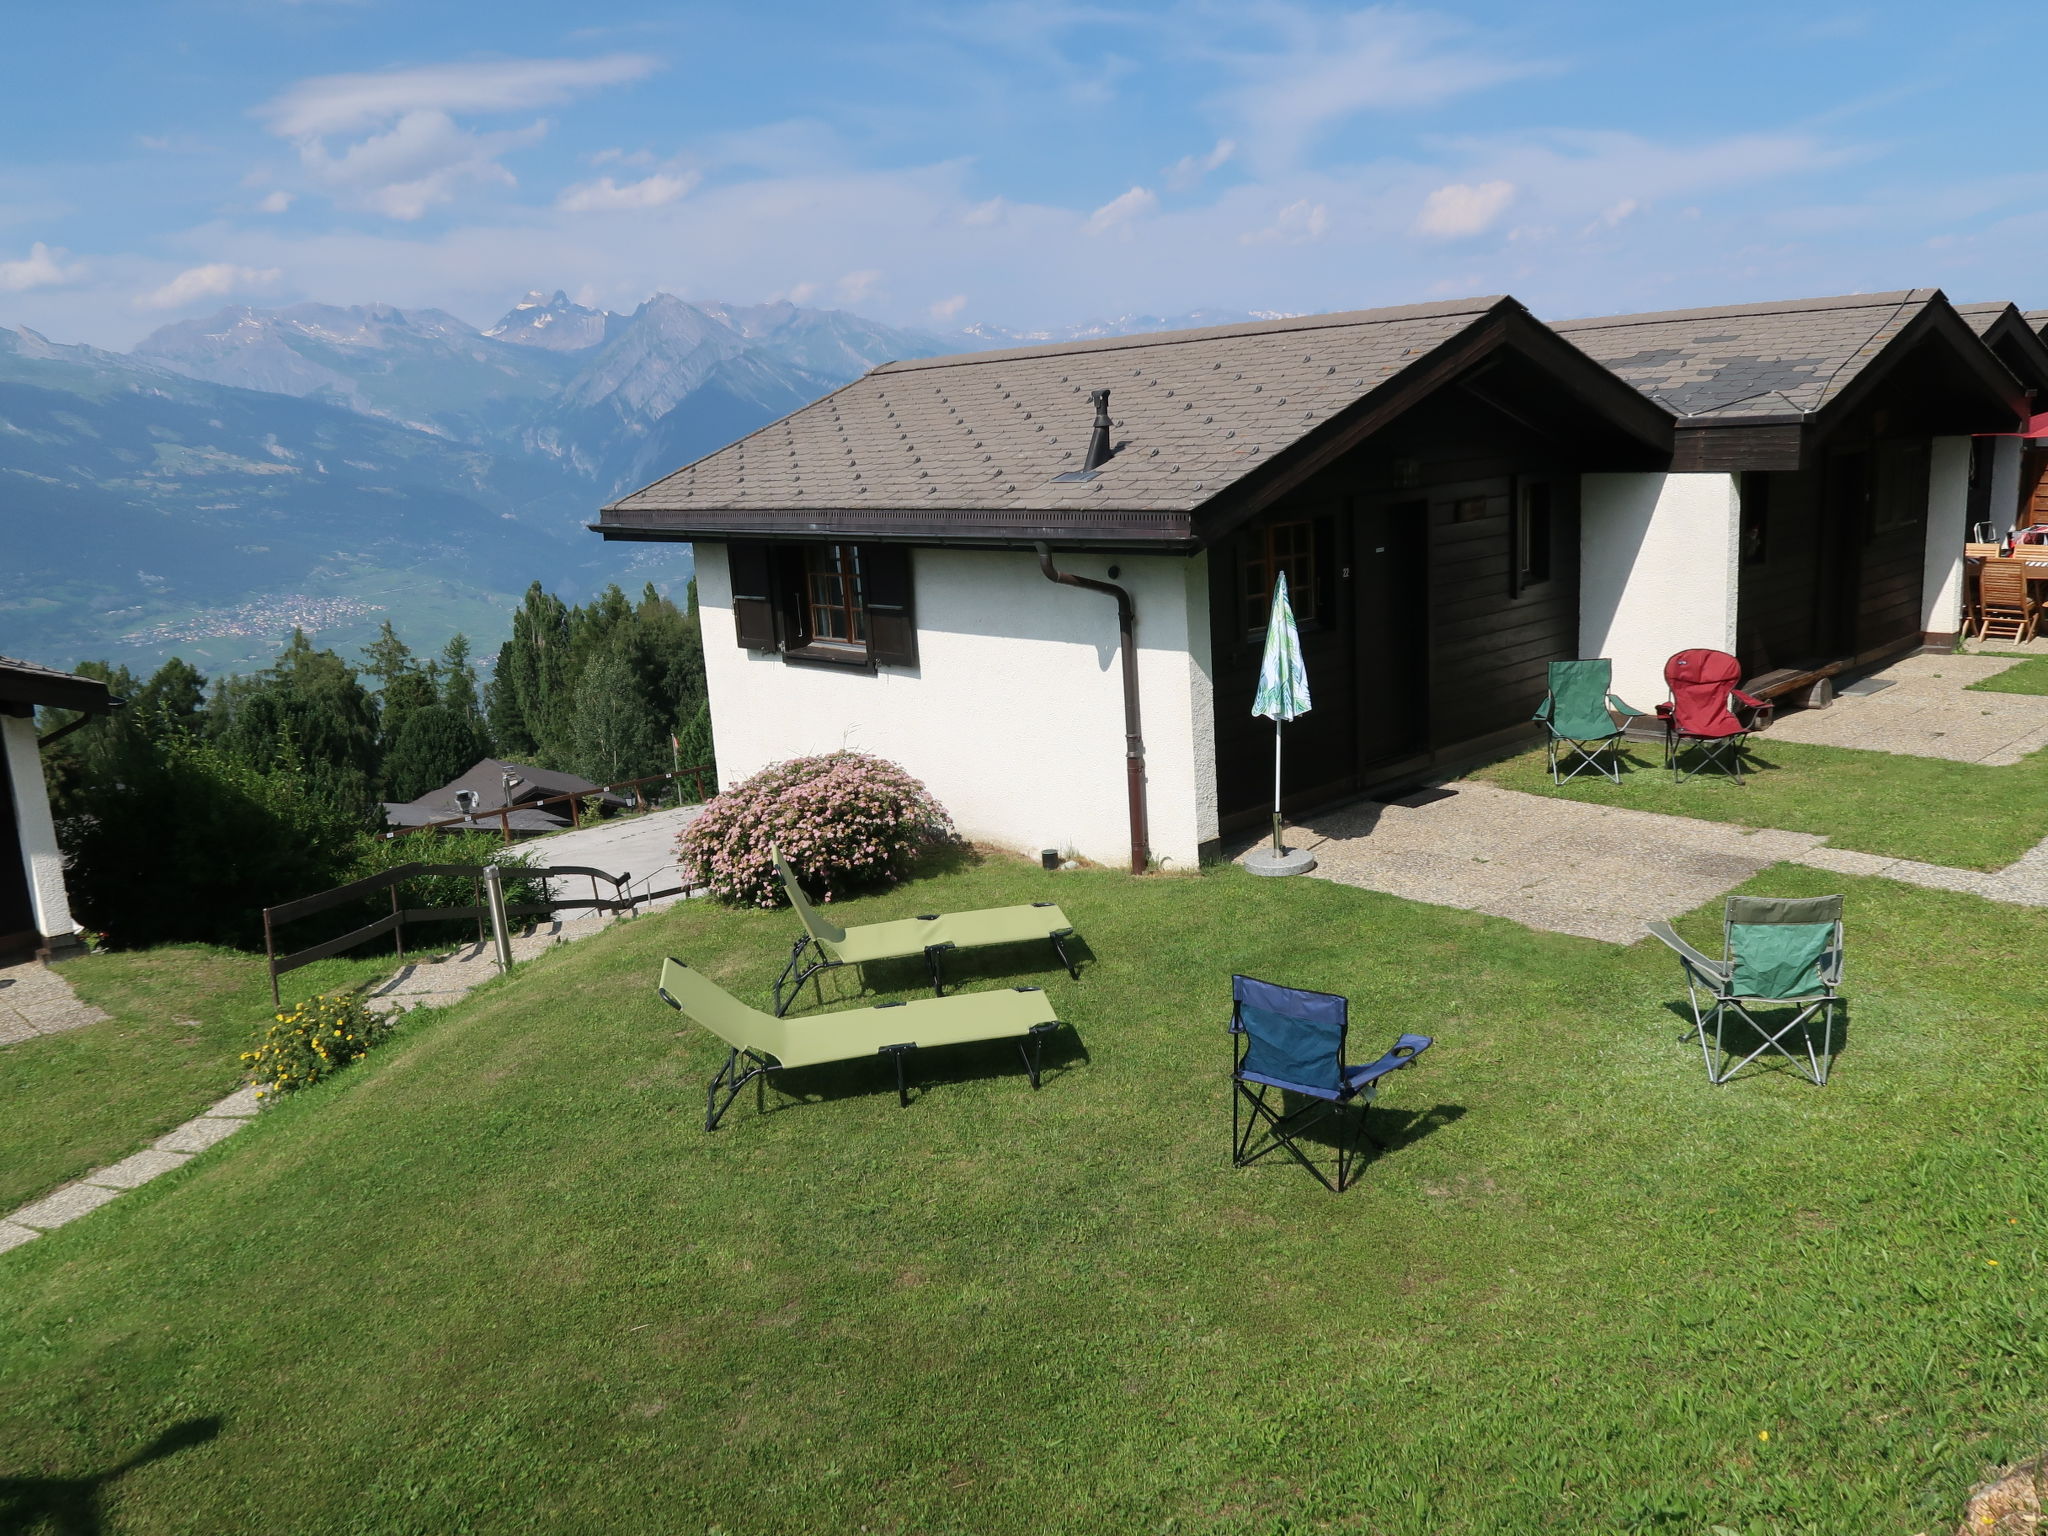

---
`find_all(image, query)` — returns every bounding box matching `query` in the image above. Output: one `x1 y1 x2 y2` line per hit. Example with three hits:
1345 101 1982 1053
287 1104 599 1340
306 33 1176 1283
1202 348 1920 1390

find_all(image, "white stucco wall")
697 545 1216 870
1579 472 1741 708
1988 433 2024 536
2 713 75 943
1922 435 1971 639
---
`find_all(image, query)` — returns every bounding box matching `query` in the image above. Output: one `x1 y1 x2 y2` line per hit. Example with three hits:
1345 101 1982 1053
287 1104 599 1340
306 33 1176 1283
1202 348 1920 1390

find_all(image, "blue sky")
2 1 2039 347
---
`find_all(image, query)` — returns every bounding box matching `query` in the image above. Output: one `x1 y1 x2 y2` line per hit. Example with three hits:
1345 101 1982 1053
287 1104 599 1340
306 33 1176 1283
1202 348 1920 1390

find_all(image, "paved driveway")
517 804 703 905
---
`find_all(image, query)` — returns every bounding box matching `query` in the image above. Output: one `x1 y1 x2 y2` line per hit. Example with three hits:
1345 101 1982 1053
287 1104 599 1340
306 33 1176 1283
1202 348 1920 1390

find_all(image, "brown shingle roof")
1551 290 1942 422
601 298 1507 522
0 655 113 712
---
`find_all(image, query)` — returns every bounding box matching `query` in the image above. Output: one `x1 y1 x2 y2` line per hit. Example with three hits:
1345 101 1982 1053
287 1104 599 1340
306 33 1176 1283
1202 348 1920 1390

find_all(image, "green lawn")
1471 736 2048 870
1968 655 2048 696
4 861 2046 1534
1 945 446 1213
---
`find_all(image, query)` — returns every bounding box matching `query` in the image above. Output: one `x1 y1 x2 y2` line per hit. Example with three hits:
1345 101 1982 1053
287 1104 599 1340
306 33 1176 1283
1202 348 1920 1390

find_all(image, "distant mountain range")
1 293 1282 675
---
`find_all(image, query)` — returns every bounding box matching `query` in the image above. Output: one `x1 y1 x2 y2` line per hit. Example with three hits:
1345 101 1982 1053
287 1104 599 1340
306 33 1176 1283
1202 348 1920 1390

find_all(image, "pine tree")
383 704 489 803
568 651 662 786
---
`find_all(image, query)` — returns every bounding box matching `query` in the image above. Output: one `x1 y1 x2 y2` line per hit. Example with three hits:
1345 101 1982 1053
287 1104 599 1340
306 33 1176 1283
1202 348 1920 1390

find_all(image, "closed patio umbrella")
1251 571 1312 867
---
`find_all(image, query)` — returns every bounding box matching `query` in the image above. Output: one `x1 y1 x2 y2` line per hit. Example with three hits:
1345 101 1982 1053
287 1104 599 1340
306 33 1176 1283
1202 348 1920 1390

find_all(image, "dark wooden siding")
1673 423 1804 473
1736 467 1826 673
1856 438 1930 655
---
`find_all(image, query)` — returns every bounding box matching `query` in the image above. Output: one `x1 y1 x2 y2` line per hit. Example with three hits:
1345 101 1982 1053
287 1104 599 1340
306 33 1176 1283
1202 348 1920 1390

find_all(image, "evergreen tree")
568 651 663 785
209 629 379 818
383 704 489 802
438 634 484 730
486 583 571 760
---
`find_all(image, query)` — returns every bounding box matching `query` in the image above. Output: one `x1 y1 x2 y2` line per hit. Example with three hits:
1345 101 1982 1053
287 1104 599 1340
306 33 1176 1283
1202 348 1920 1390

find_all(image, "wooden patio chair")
1963 556 1984 639
1977 561 2041 643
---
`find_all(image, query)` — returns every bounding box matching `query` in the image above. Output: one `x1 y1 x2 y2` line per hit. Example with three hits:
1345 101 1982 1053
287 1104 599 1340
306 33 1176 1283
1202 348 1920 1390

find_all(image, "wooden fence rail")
262 859 684 1006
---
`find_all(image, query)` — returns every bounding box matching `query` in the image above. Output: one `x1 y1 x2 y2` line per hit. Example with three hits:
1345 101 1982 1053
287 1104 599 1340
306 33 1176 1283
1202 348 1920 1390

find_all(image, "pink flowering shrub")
677 751 958 908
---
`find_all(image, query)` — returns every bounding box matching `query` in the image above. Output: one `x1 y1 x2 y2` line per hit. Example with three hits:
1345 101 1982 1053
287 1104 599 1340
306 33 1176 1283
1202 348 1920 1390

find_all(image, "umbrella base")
1243 845 1317 877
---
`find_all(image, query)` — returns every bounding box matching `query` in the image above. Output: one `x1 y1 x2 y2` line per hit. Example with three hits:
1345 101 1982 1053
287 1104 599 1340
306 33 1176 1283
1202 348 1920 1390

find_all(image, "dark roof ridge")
1551 289 1942 333
873 297 1511 374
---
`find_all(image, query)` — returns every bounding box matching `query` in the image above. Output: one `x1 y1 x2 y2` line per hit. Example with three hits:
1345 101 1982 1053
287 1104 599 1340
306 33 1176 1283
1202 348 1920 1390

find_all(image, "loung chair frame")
1533 659 1645 785
1645 895 1845 1087
1228 974 1431 1193
658 962 1064 1130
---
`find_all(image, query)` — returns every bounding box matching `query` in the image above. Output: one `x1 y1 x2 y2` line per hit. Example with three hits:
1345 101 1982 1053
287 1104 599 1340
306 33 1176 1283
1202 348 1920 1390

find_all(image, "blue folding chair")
1228 974 1433 1193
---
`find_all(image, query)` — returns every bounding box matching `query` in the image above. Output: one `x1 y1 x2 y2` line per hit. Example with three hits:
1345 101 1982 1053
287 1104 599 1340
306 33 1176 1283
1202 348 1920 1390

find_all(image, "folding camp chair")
770 846 1078 1015
1228 973 1432 1193
1645 895 1844 1086
657 958 1065 1129
1664 649 1768 783
1533 658 1646 783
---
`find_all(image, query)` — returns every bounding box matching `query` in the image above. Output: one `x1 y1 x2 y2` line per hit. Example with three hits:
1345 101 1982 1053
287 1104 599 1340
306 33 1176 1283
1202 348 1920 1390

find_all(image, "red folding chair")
1664 649 1768 783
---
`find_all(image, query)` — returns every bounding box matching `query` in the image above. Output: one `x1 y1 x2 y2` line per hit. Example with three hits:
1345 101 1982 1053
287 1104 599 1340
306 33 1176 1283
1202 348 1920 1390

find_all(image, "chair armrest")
1608 694 1647 718
1731 689 1767 710
1643 922 1728 986
1533 694 1554 724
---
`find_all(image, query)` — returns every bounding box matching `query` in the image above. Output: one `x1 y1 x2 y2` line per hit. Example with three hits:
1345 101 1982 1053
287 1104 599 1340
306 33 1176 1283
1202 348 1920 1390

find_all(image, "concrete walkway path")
1254 780 2048 944
522 804 703 907
0 958 108 1045
1767 653 2048 765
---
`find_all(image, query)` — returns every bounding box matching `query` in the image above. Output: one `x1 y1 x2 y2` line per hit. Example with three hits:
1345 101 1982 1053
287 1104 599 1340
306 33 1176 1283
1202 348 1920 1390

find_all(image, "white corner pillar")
1923 436 1972 646
1579 472 1741 709
1 713 78 953
1988 434 2024 535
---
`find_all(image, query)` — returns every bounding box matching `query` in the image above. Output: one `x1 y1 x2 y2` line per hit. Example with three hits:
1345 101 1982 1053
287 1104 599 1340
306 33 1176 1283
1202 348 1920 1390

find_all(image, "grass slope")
1 946 445 1212
3 862 2046 1534
1471 736 2048 869
1968 655 2048 697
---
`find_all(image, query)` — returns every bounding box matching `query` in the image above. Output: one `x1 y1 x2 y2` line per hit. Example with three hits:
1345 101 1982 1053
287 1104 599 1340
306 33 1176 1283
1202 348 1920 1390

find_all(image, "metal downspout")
1034 543 1148 873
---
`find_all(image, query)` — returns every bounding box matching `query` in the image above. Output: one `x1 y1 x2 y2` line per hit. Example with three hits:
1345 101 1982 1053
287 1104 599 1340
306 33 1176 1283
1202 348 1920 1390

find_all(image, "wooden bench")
1744 660 1845 712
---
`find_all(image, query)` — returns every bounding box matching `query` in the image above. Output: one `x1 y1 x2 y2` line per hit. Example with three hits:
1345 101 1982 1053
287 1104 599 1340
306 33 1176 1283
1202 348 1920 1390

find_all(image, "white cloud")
929 293 967 320
962 197 1008 227
1241 198 1329 245
135 262 282 310
837 269 883 303
1214 8 1546 170
1084 185 1158 236
787 280 820 303
295 110 546 220
1416 180 1516 237
255 54 660 138
0 241 84 292
557 171 699 213
258 190 295 214
1165 139 1235 191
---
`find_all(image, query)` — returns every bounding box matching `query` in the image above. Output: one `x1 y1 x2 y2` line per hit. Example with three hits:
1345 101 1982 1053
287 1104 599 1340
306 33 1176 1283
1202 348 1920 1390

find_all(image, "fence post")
391 882 403 959
499 808 511 845
263 908 280 1010
483 864 514 976
569 794 581 830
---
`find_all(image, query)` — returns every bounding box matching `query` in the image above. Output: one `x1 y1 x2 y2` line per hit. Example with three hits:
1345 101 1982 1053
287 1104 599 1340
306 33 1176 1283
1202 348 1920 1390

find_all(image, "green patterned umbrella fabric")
1252 572 1312 722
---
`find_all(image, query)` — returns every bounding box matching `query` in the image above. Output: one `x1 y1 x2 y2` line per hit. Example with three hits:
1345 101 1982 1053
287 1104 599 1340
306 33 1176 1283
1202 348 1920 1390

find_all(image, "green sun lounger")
770 846 1079 1015
658 957 1065 1129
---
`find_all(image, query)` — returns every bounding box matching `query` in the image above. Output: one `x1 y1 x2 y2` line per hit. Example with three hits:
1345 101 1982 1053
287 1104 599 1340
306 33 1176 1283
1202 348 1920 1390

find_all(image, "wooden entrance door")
1352 494 1428 772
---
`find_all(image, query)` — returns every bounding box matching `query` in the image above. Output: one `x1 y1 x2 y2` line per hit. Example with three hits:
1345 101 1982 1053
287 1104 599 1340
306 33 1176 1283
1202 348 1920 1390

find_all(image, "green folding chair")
771 846 1079 1015
1534 659 1646 784
657 957 1065 1129
1645 895 1845 1086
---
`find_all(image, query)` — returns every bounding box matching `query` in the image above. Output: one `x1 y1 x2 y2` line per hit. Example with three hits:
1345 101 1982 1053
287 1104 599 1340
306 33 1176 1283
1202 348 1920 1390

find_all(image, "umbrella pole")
1271 717 1285 856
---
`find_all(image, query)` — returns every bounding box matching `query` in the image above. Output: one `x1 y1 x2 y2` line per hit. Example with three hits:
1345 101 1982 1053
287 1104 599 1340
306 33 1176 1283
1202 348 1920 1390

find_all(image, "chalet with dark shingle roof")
1950 302 2048 537
594 297 1674 867
2 656 115 959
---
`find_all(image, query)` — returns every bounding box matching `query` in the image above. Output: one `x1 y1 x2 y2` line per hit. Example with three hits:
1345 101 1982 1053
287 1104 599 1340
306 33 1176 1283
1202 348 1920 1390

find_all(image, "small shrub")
242 989 395 1098
678 751 957 907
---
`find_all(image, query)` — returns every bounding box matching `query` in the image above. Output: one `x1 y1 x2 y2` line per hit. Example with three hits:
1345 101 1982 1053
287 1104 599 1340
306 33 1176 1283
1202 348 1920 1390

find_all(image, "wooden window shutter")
726 541 778 651
860 543 918 666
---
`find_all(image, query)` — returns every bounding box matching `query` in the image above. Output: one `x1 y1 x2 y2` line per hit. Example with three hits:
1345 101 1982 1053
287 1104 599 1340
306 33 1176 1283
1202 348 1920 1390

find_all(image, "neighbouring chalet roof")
1954 301 2048 397
382 757 629 830
0 655 113 714
1550 290 1959 423
593 296 1671 549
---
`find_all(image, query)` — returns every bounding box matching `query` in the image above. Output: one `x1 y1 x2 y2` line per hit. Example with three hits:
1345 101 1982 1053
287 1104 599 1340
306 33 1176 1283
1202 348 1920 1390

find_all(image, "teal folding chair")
1646 895 1845 1086
1534 659 1645 784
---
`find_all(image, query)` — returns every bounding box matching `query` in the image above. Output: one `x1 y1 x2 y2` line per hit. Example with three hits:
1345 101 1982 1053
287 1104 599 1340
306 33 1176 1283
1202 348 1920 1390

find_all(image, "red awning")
1978 410 2048 439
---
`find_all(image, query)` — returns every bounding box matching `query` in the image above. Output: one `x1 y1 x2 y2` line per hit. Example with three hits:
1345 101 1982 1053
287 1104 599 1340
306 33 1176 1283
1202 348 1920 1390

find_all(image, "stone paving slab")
83 1149 193 1189
209 1084 265 1117
153 1116 248 1154
1767 653 2048 765
0 1220 42 1253
1277 784 1828 943
0 958 110 1046
13 1181 125 1229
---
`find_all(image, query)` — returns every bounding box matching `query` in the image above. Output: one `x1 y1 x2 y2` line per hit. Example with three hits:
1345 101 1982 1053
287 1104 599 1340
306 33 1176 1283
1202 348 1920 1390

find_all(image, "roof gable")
1550 290 1944 422
1954 300 2048 396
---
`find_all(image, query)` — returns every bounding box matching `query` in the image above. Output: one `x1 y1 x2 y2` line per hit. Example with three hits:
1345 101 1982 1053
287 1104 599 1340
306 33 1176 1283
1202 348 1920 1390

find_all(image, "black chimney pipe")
1082 389 1113 471
1035 543 1147 873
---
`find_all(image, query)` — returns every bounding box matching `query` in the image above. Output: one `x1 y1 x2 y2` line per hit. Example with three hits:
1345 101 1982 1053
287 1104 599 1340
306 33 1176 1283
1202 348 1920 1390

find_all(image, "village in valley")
6 7 2048 1534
